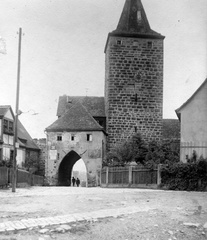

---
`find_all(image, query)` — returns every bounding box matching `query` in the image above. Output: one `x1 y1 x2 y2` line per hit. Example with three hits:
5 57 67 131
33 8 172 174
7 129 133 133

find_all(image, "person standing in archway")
76 178 80 187
72 177 76 187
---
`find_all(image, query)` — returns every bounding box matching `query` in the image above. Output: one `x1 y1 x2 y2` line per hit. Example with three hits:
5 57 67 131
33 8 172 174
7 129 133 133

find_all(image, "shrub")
160 159 207 191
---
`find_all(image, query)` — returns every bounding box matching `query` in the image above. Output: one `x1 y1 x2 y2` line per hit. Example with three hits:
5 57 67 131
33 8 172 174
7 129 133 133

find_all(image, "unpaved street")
0 187 207 239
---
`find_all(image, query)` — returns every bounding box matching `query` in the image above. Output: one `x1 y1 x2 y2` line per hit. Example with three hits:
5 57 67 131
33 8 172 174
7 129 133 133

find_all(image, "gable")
176 78 207 119
0 106 14 120
47 101 104 132
4 108 14 120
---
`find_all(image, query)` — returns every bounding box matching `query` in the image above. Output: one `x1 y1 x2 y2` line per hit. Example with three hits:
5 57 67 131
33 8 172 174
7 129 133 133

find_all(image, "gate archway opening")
58 150 81 186
72 158 87 187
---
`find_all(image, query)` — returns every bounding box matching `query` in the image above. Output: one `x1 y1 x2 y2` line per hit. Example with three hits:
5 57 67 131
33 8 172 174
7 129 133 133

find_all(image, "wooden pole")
12 28 22 192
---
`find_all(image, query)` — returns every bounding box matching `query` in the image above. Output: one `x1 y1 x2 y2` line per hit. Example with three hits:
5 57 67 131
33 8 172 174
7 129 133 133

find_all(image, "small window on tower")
87 134 92 142
137 10 142 23
71 135 75 141
147 41 153 48
57 135 62 141
117 40 122 45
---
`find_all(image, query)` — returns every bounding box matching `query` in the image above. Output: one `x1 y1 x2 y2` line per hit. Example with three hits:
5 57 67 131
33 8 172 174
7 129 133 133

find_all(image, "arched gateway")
58 150 82 186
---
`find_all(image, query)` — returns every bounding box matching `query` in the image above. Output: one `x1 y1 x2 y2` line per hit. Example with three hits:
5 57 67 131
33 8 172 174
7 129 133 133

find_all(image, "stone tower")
105 0 165 150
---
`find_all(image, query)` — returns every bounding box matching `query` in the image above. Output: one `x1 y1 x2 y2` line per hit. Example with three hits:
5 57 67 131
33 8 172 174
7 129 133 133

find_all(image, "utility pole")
12 28 22 192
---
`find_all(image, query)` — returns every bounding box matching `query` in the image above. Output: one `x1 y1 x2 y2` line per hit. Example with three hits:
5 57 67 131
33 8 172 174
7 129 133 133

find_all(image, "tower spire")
111 0 164 38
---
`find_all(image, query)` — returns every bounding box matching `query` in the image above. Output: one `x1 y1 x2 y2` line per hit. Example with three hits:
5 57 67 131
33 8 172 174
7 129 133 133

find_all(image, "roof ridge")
176 78 207 119
64 101 103 130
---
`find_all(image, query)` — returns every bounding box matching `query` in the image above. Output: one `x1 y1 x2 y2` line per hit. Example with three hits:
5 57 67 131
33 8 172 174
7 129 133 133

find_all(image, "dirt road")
0 187 207 239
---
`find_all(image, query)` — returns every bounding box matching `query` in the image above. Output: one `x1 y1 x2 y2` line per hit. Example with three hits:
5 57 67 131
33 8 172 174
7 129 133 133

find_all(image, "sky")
0 0 206 139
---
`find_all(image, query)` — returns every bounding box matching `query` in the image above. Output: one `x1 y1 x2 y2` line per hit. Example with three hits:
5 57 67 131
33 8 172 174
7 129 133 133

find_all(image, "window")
134 93 138 102
117 40 122 45
57 135 62 141
71 135 75 141
9 121 13 132
3 119 14 134
137 10 142 23
57 153 60 160
87 134 92 142
3 119 8 132
147 41 153 49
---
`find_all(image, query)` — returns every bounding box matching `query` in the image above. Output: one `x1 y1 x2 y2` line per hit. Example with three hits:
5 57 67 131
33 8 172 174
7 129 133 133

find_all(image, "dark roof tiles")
111 0 164 38
17 120 40 150
47 101 104 132
57 96 105 118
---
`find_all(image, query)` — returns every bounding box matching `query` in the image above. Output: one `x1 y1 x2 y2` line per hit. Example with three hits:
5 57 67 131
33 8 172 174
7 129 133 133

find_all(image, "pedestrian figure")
72 177 76 187
76 178 80 187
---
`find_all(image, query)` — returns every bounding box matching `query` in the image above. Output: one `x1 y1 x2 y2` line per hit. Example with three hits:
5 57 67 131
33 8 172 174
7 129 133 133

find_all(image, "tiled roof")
17 120 40 150
47 101 104 132
114 0 163 37
57 95 105 118
162 119 180 140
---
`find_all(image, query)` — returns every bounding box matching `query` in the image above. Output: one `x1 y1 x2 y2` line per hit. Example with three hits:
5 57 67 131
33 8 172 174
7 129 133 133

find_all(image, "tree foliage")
104 133 180 167
104 133 147 167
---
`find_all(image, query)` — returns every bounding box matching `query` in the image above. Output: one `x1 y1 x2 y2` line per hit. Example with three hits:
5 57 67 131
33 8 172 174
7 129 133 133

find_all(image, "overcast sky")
0 0 206 138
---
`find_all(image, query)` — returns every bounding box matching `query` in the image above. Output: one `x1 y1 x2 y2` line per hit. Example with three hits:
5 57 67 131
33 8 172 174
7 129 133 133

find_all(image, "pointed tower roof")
105 0 164 50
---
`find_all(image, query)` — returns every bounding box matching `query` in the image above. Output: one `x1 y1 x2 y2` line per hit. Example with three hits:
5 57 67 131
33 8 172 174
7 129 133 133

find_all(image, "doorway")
58 150 81 186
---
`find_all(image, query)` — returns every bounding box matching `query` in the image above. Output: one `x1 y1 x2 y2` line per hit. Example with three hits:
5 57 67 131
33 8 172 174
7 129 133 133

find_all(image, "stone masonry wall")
33 138 46 176
45 131 105 186
105 36 164 150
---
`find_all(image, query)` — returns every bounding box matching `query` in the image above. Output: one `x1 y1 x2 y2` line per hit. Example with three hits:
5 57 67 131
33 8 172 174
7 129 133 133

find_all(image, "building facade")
0 105 40 170
105 0 165 150
0 106 15 166
176 78 207 161
45 98 106 186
